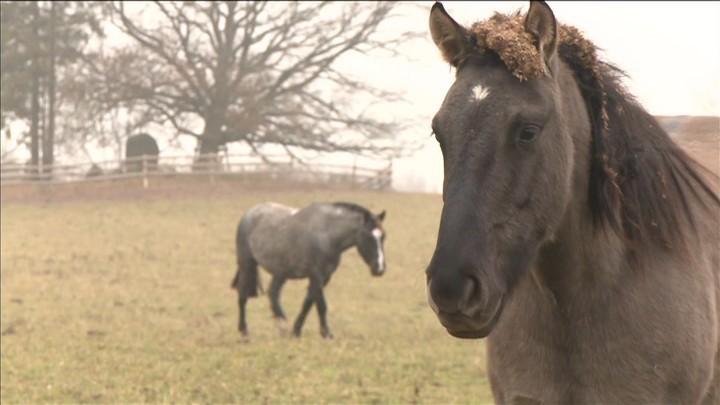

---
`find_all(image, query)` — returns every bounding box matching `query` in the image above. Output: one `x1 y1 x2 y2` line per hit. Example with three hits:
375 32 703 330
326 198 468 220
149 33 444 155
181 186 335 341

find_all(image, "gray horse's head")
425 1 577 338
355 210 387 277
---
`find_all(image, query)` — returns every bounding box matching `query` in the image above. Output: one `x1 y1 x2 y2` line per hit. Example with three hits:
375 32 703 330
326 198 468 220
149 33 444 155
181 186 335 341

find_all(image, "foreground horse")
232 202 387 339
426 1 720 403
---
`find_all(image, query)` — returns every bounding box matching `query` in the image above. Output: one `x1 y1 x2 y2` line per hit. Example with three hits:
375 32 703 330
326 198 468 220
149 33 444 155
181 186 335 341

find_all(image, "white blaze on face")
371 227 385 273
471 84 490 103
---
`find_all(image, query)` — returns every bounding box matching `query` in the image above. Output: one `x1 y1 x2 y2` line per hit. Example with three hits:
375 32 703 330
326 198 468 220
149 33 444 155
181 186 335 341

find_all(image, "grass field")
1 186 494 404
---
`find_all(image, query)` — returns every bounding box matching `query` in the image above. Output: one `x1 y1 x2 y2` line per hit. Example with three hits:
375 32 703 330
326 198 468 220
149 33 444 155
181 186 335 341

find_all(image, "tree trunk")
194 137 222 172
193 117 223 172
198 137 221 153
29 0 40 176
43 0 56 177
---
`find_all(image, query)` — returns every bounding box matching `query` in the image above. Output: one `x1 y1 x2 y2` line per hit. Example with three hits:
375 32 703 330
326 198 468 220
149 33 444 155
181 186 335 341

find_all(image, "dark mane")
559 34 720 251
332 202 376 224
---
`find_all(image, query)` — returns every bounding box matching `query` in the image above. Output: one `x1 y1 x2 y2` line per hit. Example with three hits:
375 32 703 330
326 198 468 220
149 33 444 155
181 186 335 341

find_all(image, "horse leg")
293 279 320 337
232 258 256 338
315 288 333 339
233 217 261 337
269 276 288 335
292 295 314 337
238 293 248 337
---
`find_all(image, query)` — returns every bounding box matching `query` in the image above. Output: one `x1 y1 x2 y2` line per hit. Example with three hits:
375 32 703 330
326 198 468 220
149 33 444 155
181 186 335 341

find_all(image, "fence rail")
0 153 393 191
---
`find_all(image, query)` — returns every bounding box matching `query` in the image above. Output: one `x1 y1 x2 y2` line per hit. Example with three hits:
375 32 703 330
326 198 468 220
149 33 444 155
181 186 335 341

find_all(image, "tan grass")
0 190 493 404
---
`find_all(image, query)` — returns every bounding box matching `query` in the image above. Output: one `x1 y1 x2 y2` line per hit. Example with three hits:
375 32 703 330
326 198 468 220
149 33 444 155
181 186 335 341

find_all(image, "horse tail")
231 216 262 297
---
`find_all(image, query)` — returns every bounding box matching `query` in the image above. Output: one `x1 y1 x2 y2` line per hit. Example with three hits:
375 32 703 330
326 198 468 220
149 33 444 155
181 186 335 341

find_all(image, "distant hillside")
656 115 720 143
656 115 719 177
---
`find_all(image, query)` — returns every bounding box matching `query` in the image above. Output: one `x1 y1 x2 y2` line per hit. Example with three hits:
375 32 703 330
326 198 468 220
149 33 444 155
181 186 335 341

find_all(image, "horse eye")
517 125 541 145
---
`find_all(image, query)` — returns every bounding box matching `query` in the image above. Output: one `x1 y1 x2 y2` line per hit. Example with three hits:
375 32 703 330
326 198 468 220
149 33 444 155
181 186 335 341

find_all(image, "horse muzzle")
370 263 386 277
426 275 504 339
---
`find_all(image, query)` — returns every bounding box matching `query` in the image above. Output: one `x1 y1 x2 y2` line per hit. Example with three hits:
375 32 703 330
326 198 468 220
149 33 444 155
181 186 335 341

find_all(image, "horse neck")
325 212 362 252
535 194 627 299
533 62 627 299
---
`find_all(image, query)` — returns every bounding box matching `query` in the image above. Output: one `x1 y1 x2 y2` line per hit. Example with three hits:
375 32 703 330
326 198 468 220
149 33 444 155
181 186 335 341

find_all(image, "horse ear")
524 1 558 75
429 2 472 67
377 210 386 222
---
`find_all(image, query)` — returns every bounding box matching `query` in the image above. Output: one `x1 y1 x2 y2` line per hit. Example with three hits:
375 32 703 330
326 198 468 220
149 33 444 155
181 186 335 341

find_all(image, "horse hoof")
275 318 290 336
321 330 334 339
292 329 302 338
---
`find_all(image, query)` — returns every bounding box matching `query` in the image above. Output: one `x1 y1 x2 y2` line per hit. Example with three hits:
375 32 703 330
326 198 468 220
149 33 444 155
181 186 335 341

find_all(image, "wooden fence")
0 153 393 191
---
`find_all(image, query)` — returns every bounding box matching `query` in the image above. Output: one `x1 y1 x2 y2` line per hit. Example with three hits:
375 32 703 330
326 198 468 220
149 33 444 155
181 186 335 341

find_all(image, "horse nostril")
428 272 476 314
459 277 482 316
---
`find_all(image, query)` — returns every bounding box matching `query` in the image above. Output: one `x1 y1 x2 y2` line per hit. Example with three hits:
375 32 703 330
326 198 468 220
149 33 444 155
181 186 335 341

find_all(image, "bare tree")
104 1 417 164
58 46 155 163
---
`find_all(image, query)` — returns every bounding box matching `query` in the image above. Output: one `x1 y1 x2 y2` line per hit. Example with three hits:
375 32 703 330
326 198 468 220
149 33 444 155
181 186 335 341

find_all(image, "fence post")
210 153 217 184
351 160 357 189
142 155 149 189
384 159 393 190
210 156 216 185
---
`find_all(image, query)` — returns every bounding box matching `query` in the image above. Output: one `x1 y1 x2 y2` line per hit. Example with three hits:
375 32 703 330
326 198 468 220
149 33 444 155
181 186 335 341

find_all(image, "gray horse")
426 1 720 403
231 201 387 338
